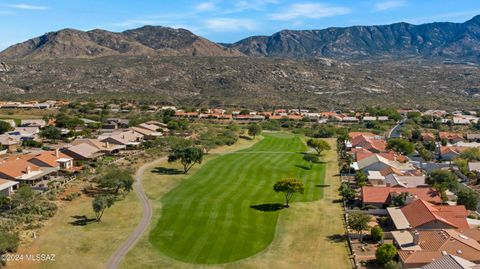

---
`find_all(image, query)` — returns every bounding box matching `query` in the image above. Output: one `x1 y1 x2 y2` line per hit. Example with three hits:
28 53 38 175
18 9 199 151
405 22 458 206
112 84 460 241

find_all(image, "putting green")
150 133 326 264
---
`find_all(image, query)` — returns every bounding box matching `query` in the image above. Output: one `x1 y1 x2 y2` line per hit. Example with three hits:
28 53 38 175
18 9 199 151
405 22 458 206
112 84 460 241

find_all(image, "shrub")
371 226 384 241
375 244 397 264
64 192 81 201
384 261 401 269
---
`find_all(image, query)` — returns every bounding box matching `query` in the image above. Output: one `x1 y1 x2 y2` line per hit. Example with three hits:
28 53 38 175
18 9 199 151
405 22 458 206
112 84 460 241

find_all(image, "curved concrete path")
105 157 166 269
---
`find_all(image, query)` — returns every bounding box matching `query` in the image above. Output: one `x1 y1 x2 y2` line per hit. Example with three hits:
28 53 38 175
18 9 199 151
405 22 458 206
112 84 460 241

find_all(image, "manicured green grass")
150 133 326 264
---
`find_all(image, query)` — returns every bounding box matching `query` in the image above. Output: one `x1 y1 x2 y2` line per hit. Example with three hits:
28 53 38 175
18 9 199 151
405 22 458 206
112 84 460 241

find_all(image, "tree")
168 147 204 174
11 185 36 210
40 126 62 141
355 170 368 187
0 120 13 135
459 148 480 161
339 183 355 202
92 195 115 222
427 169 459 192
307 139 331 156
387 138 415 155
375 244 397 265
371 226 384 242
457 188 479 211
98 167 134 194
303 154 319 169
0 230 19 266
273 179 304 207
348 212 371 242
392 192 409 206
247 124 262 138
418 147 434 162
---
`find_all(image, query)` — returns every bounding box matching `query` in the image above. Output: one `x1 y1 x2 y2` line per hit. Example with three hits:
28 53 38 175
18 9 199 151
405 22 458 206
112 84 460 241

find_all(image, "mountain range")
2 15 480 60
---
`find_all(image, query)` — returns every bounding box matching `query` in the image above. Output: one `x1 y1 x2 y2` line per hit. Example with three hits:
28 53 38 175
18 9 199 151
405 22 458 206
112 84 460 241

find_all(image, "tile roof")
0 158 41 179
401 200 469 229
29 150 72 167
399 230 480 266
361 187 442 205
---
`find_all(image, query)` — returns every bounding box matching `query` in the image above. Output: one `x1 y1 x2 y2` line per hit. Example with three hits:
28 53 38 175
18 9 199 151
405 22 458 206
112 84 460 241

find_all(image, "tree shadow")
327 234 346 243
69 215 96 226
151 167 183 175
295 164 311 170
250 203 287 212
332 199 344 203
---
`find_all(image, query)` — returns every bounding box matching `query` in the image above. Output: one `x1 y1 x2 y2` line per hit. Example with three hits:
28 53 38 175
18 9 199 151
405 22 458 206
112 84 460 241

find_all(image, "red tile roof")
362 187 442 205
401 199 469 229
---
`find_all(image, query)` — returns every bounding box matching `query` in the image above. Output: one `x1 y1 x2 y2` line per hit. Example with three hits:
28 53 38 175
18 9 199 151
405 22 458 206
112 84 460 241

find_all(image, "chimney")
106 141 110 148
413 231 420 245
26 166 31 174
55 148 60 157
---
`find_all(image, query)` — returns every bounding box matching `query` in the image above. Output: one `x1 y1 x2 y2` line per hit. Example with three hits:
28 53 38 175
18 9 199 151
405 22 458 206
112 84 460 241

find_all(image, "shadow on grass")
315 184 330 188
69 215 97 226
327 234 346 243
151 167 183 175
250 203 287 212
295 164 311 170
332 199 344 203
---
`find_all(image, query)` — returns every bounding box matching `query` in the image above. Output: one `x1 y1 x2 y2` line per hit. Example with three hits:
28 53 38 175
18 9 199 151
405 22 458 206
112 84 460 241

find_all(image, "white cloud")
206 18 258 32
3 4 48 10
269 3 351 21
234 0 279 11
374 0 406 12
196 2 216 12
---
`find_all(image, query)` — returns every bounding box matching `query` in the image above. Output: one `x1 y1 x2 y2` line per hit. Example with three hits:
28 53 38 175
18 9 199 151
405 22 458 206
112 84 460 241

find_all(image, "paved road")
387 119 406 139
105 157 166 269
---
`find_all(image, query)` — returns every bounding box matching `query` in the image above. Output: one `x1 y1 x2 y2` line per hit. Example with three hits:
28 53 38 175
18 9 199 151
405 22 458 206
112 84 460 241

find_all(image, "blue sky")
1 0 480 49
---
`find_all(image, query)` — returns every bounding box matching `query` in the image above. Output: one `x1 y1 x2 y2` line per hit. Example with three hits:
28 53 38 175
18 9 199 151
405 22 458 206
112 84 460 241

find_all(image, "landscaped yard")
122 134 351 269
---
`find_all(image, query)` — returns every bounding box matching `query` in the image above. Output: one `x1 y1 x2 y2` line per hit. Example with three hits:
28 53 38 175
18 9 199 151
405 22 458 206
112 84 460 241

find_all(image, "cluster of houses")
0 100 69 110
0 120 169 197
173 108 390 123
345 132 480 268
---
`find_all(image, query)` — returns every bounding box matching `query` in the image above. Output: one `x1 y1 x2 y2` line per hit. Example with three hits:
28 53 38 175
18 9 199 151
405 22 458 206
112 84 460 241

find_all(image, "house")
0 178 19 196
98 130 144 147
421 254 478 269
61 143 103 161
384 174 427 188
440 132 465 144
388 199 469 230
439 146 467 161
132 126 163 139
351 135 387 153
9 127 40 140
71 139 125 154
20 119 46 128
0 134 20 152
361 187 442 208
0 158 49 185
393 229 480 268
422 133 436 142
468 162 480 173
28 150 74 170
466 134 480 142
354 154 416 174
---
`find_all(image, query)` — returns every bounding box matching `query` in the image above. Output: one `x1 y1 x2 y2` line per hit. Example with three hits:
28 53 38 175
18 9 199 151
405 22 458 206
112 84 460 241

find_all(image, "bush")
384 261 401 269
63 192 81 201
371 226 384 241
375 244 397 264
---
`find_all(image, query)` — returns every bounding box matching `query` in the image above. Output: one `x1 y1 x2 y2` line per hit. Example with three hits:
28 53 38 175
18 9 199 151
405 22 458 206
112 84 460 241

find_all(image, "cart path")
105 157 166 269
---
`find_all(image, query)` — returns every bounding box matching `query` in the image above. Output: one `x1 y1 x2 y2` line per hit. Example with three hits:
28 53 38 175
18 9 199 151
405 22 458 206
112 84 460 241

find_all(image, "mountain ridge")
3 16 480 60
